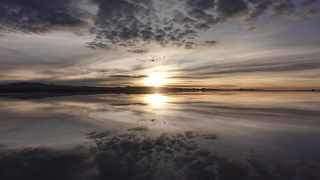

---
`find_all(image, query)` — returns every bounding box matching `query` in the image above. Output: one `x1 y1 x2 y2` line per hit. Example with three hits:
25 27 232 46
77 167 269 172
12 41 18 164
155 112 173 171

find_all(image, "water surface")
0 92 319 179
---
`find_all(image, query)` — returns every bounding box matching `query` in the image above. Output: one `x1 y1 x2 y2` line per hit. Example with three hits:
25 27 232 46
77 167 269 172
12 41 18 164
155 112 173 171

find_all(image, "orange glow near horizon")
144 72 168 87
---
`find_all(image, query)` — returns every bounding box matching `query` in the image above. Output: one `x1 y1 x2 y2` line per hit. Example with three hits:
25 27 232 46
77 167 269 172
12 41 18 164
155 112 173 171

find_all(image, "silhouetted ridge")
0 82 97 91
0 82 160 94
0 82 318 94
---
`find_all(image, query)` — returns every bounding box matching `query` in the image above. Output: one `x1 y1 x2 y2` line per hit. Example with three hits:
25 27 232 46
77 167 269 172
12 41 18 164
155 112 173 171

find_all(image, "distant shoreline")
0 82 318 94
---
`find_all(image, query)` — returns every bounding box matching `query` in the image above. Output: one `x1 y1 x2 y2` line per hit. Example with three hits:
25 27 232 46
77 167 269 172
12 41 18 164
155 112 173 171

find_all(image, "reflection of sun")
144 72 167 87
144 94 167 107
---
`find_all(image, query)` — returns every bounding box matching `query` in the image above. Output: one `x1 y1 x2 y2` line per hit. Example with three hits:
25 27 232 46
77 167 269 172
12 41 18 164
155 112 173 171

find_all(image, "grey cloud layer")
172 52 320 79
87 0 320 49
0 0 319 50
302 0 320 16
0 0 91 32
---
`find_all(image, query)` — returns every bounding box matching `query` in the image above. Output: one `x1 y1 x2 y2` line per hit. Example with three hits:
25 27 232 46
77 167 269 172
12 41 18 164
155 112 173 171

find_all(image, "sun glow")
144 94 168 107
144 72 168 87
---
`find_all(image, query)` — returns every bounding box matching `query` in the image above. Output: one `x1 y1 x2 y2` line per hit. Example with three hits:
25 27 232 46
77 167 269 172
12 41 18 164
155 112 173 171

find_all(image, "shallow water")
0 92 320 180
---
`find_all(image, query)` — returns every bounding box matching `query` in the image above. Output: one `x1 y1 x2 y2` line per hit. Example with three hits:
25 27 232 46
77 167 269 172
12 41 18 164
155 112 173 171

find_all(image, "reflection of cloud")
0 93 320 179
1 128 320 180
1 129 319 180
0 146 93 180
90 129 319 180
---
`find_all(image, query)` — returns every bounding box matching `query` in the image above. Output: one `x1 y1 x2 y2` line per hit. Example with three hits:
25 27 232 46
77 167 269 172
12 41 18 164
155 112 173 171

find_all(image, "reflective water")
0 92 319 180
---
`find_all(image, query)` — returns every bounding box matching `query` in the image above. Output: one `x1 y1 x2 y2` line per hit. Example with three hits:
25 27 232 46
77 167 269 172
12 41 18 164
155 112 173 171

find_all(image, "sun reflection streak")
144 94 168 108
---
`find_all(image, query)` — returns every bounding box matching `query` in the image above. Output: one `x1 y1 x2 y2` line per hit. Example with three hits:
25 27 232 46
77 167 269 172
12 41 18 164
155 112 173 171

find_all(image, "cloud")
184 40 217 49
176 53 320 78
0 0 92 33
216 0 249 21
136 55 166 63
0 33 95 77
0 0 319 51
127 48 148 54
88 0 319 50
247 0 274 20
110 75 148 79
272 0 296 19
186 0 215 10
89 0 218 49
303 0 316 6
302 0 320 17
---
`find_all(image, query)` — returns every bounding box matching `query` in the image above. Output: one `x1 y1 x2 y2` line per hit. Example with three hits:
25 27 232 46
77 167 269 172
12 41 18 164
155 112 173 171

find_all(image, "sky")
0 0 320 89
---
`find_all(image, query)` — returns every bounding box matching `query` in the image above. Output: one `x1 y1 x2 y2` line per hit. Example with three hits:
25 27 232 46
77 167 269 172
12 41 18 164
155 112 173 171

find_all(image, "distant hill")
0 82 100 90
0 82 318 94
0 82 207 94
0 82 152 93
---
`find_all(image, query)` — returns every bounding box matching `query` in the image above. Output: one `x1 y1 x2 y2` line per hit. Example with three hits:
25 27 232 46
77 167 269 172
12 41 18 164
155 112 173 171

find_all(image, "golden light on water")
144 94 168 107
144 72 168 87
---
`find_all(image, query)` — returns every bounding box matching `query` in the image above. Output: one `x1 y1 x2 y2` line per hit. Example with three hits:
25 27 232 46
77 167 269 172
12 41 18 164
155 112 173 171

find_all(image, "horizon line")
0 82 319 92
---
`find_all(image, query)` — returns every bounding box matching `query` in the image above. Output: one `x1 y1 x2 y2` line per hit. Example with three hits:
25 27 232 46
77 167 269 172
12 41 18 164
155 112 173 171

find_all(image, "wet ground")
0 92 319 180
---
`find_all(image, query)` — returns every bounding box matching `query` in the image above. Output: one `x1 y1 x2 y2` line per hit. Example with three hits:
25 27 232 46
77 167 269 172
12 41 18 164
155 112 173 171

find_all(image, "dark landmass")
0 82 318 96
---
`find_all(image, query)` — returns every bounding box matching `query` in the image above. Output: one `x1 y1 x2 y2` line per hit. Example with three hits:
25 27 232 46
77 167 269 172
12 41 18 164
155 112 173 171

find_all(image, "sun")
144 72 168 87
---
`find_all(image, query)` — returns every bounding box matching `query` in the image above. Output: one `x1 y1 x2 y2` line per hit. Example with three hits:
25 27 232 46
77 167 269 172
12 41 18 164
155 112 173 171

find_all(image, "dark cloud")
302 0 317 6
0 0 318 50
202 40 218 46
216 0 249 21
127 48 148 54
110 75 148 79
247 0 274 20
0 0 90 33
89 0 318 50
184 40 217 49
90 0 157 49
304 8 320 16
137 55 166 63
302 0 320 17
186 0 215 10
272 0 296 18
88 0 218 49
